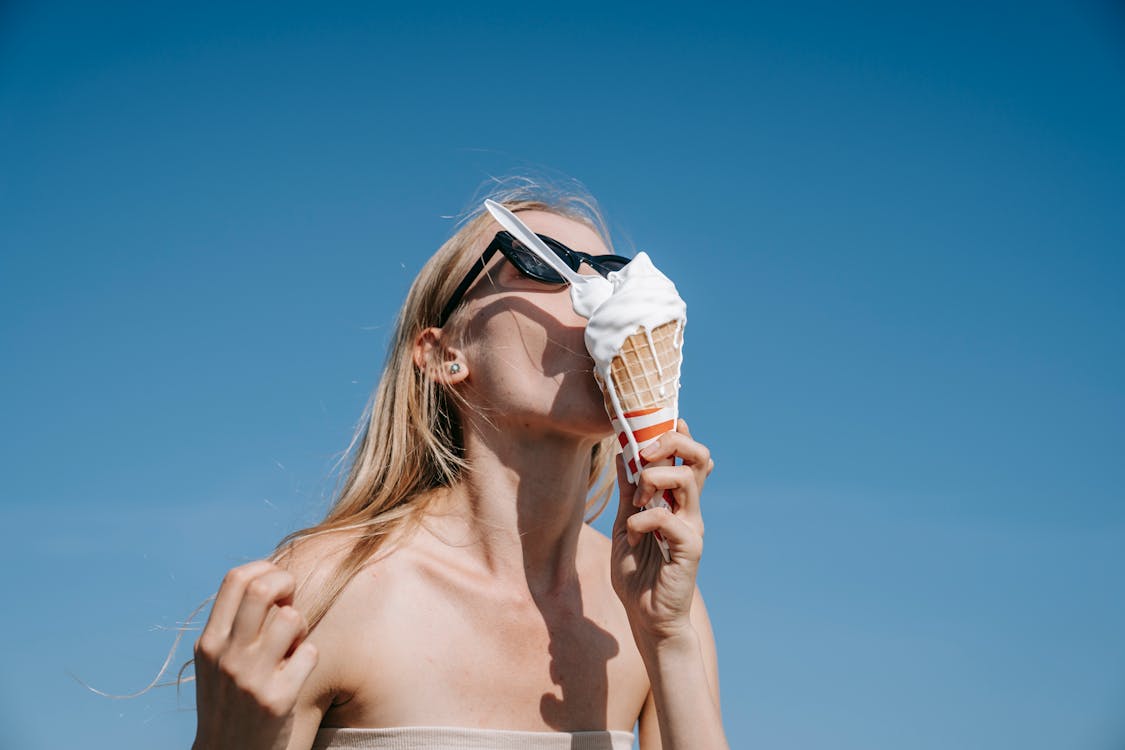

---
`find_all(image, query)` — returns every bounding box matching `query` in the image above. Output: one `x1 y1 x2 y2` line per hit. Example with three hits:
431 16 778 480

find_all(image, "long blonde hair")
82 177 621 703
263 179 620 632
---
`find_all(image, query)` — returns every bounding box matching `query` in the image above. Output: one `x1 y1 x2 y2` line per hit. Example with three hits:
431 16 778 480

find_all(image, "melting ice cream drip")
643 327 664 385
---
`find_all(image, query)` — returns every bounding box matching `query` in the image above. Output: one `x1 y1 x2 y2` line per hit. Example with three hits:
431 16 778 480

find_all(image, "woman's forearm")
636 627 729 750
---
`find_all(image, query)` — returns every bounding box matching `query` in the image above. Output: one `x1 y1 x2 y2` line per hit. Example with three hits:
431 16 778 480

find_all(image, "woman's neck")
431 418 602 595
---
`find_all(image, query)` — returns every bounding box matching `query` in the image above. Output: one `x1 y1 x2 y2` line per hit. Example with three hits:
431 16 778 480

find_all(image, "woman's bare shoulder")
274 530 355 588
271 528 410 711
275 528 408 622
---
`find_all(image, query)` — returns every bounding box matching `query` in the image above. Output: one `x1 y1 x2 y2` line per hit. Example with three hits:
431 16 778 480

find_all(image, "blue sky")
2 1 1124 748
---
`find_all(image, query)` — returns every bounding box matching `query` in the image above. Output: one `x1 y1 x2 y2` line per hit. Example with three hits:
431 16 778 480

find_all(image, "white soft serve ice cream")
583 251 687 377
568 275 613 319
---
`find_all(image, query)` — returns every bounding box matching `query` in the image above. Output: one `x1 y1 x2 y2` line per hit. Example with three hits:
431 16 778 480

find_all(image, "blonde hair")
92 176 622 702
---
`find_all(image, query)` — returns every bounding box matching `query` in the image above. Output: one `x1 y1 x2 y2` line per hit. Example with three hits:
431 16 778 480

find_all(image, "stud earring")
449 363 462 374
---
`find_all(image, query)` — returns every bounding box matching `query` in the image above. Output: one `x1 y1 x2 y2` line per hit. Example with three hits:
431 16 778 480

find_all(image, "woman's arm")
635 587 724 750
611 420 729 750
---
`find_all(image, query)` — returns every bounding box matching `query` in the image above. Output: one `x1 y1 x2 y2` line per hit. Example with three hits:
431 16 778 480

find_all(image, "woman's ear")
413 327 469 385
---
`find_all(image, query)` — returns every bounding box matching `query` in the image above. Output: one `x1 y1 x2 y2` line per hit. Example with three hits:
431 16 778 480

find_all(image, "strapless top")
311 726 635 750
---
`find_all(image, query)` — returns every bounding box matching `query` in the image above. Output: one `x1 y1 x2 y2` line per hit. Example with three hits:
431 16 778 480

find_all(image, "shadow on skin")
534 574 620 731
465 295 622 730
465 294 599 379
515 463 620 732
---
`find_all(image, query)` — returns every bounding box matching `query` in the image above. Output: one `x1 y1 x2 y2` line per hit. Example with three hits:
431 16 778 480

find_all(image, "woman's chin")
544 391 614 440
570 401 617 440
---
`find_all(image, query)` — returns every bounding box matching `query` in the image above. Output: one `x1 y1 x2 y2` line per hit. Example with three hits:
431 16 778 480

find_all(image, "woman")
188 183 728 750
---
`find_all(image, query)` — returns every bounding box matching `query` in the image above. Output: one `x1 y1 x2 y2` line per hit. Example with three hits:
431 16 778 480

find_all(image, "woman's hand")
610 419 714 644
192 560 319 750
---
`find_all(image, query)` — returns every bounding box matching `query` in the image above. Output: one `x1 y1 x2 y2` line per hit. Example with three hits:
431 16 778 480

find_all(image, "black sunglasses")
438 231 631 325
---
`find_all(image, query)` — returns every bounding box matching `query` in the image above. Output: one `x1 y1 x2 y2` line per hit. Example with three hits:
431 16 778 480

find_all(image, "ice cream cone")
598 319 684 476
596 320 685 562
601 318 683 415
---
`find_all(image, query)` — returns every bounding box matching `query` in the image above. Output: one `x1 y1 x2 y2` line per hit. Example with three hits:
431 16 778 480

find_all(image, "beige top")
311 726 635 750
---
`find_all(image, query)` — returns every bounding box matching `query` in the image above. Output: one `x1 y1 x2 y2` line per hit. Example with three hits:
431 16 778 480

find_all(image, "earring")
449 363 462 374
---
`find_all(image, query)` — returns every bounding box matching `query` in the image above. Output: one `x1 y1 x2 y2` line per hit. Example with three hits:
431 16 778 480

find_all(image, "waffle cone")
596 319 684 562
599 319 684 415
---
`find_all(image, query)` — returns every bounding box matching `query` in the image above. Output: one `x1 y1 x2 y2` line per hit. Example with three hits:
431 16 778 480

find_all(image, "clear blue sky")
2 1 1123 748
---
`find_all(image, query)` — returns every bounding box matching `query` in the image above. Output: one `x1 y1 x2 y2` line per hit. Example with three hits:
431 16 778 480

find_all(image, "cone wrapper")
596 320 685 562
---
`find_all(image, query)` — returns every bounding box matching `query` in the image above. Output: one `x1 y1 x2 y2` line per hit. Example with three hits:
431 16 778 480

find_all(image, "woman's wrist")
633 623 729 750
631 619 700 662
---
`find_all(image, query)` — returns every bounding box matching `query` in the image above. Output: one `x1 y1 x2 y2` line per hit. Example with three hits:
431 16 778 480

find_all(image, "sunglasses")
438 231 631 326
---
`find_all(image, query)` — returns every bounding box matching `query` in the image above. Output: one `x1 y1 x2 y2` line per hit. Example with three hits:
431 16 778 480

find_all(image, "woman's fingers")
277 640 319 692
626 506 703 559
634 464 693 509
229 569 298 647
634 422 714 520
259 605 309 664
639 422 715 476
204 560 277 642
615 419 713 561
634 464 704 533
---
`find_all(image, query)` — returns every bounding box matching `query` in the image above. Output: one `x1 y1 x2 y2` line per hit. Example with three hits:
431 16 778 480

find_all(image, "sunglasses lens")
599 257 629 273
508 242 566 283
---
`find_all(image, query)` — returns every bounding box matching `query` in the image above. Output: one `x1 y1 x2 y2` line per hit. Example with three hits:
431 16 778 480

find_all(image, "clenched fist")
192 560 319 750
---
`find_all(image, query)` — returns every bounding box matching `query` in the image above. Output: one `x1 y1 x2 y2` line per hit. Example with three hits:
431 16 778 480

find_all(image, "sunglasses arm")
437 244 500 326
